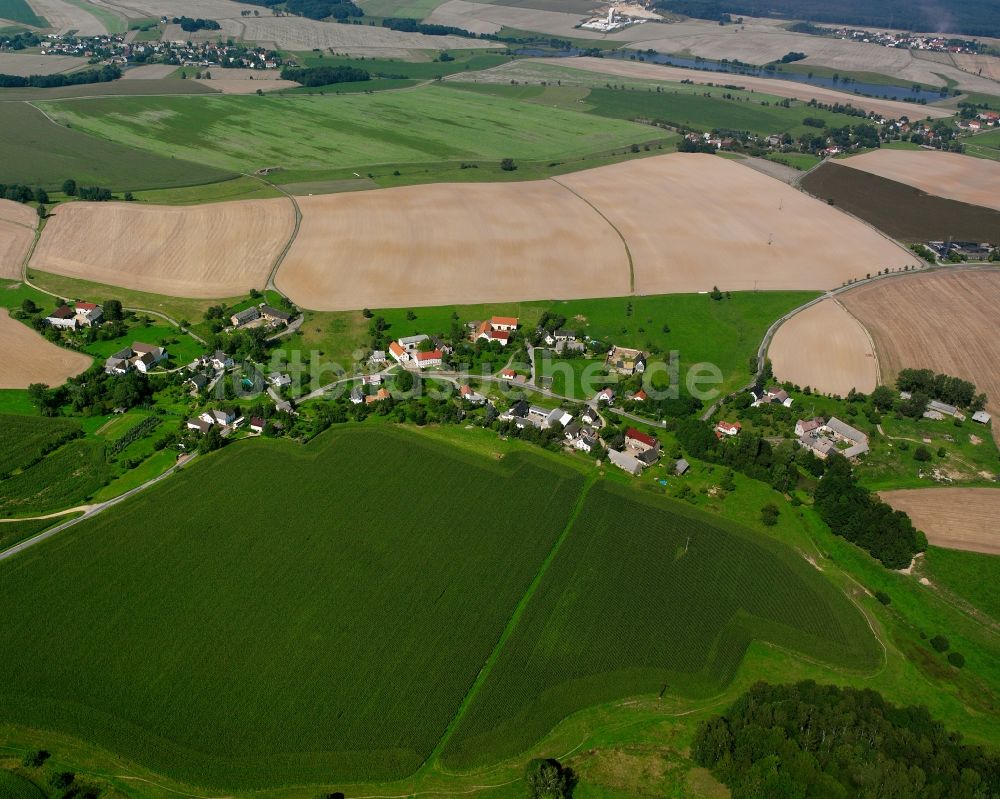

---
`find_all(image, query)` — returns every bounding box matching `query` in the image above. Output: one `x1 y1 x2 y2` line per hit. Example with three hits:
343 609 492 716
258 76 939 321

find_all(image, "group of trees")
0 183 46 204
171 16 222 31
896 368 985 411
279 65 369 86
654 0 1000 38
243 0 363 20
381 17 497 39
814 453 926 568
693 681 1000 798
0 64 120 89
29 366 154 417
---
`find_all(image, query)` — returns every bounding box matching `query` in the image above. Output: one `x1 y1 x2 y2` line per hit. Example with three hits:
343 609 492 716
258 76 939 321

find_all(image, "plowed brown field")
769 298 878 395
879 488 1000 554
276 181 631 311
277 154 914 310
556 154 916 295
31 199 294 298
841 268 1000 444
0 310 92 388
840 149 1000 212
0 200 36 281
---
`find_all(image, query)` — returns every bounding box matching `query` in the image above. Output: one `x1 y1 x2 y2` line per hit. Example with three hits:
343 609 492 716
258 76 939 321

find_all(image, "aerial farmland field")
0 426 883 787
36 86 653 176
840 269 1000 444
0 310 92 389
839 149 1000 213
32 198 294 298
442 481 881 768
768 297 878 395
879 488 1000 555
0 101 234 190
0 199 35 280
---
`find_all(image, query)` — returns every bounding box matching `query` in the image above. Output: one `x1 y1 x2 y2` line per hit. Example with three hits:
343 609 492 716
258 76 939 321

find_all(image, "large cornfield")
442 482 882 768
0 428 879 787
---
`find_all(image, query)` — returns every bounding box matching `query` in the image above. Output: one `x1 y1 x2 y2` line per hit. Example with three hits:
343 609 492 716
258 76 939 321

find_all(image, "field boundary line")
251 174 301 297
832 296 881 386
424 473 599 767
549 176 634 294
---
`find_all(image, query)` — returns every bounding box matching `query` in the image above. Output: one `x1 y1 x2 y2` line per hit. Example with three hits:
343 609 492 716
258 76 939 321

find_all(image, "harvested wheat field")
841 269 1000 444
879 488 1000 555
557 154 917 294
528 57 951 120
31 199 293 298
841 149 1000 212
0 309 91 388
769 298 878 395
194 69 299 93
0 200 37 281
0 53 85 76
277 181 630 311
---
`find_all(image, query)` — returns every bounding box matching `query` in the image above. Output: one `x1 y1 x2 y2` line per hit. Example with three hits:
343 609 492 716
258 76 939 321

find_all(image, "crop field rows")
0 427 880 788
0 414 82 476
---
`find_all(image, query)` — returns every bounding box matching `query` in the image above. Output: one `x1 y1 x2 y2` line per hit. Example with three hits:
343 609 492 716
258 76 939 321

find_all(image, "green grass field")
355 0 451 17
447 82 872 137
0 0 45 27
293 291 814 394
0 516 65 552
36 85 653 176
62 0 125 32
964 128 1000 162
441 481 881 768
923 546 1000 620
291 50 512 80
0 427 587 787
0 101 234 190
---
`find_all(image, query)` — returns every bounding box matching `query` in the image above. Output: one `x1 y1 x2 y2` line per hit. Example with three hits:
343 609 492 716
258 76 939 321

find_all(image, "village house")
187 372 209 392
398 334 429 352
606 345 646 376
499 367 517 380
105 342 167 375
576 434 598 453
476 316 518 347
46 301 104 330
608 448 644 476
794 417 824 437
250 416 266 433
596 387 615 404
260 305 293 326
752 387 793 408
369 350 386 365
799 416 869 460
200 408 236 427
366 388 391 404
625 427 661 465
209 350 233 370
501 399 530 421
715 421 741 437
268 372 292 388
674 458 690 476
350 386 365 405
186 417 212 434
631 389 648 402
412 349 443 369
459 385 486 405
362 374 382 386
389 341 408 364
972 410 992 425
230 306 261 327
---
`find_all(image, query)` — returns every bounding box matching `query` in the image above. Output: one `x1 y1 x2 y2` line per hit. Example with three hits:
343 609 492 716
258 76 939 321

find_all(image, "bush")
500 158 517 171
525 758 576 799
914 445 932 462
760 503 780 526
930 634 950 652
948 651 965 668
874 590 891 605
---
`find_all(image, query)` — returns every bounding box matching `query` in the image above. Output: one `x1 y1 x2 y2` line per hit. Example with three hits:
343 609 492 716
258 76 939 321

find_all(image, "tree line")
654 0 1000 38
172 16 221 31
693 681 1000 798
896 368 985 411
279 65 369 86
381 17 500 40
0 64 120 89
242 0 363 20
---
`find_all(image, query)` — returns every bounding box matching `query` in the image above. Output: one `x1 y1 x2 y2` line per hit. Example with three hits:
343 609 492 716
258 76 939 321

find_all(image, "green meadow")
0 0 45 27
0 101 234 190
36 85 654 175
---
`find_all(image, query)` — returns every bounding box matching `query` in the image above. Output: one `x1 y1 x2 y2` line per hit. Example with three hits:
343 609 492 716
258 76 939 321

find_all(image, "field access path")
0 454 196 563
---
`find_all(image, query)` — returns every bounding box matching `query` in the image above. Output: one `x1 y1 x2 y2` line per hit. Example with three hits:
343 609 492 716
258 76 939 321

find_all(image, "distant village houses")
105 342 167 375
45 301 103 330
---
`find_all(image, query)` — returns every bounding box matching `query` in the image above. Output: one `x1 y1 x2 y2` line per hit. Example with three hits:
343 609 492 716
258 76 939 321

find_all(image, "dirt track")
0 200 37 281
879 488 1000 554
528 57 952 120
841 269 1000 445
276 181 631 311
840 149 1000 212
768 298 878 395
0 309 92 388
31 199 293 298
